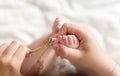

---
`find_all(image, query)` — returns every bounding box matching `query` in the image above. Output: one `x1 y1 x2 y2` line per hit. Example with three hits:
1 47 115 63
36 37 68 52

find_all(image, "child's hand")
57 35 79 49
0 40 30 76
52 23 120 76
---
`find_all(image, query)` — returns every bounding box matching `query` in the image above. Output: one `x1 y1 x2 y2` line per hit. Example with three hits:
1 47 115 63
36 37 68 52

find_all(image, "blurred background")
0 0 120 65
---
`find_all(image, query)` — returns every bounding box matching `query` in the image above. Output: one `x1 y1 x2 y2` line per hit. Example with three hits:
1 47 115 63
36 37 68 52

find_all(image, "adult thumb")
53 44 82 61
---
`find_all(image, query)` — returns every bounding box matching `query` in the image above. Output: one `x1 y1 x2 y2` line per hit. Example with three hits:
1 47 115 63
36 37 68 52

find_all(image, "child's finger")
68 35 74 44
55 18 64 29
58 36 64 44
53 18 62 33
63 35 68 46
71 35 78 43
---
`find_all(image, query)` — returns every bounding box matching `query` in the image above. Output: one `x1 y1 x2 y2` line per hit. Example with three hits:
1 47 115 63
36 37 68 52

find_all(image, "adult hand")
52 23 120 76
0 40 30 76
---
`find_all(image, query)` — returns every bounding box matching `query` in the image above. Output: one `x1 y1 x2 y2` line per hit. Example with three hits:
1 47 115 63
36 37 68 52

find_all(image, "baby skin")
53 18 79 49
21 18 79 76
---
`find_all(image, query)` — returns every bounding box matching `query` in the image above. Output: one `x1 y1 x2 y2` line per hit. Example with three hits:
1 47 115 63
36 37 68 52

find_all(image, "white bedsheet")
0 0 120 65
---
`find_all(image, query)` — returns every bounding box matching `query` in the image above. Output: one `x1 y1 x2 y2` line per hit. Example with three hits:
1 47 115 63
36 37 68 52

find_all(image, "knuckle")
8 61 16 70
0 58 17 71
0 58 10 65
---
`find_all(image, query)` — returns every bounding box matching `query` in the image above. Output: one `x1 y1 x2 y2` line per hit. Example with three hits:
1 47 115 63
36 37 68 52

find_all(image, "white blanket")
0 0 120 65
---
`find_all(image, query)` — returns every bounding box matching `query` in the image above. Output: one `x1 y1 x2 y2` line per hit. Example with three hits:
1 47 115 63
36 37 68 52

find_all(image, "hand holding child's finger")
53 43 82 60
52 23 85 59
52 23 120 76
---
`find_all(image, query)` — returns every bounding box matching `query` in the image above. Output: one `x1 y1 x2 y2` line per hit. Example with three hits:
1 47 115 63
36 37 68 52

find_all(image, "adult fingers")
51 23 85 41
53 44 83 61
0 43 8 56
2 40 21 59
11 45 31 70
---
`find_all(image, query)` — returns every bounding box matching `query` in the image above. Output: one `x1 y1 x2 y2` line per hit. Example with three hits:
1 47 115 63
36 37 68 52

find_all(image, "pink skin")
53 17 63 33
52 18 79 57
53 18 79 49
21 18 79 76
58 35 79 49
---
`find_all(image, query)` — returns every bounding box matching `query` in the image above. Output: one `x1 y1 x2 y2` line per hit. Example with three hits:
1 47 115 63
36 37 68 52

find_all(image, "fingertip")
58 35 62 40
71 35 76 43
25 49 32 58
51 38 58 42
67 35 71 41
